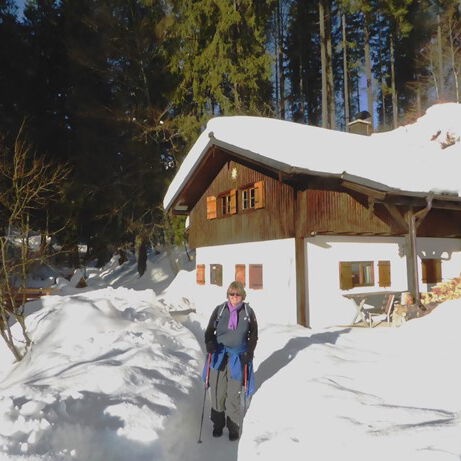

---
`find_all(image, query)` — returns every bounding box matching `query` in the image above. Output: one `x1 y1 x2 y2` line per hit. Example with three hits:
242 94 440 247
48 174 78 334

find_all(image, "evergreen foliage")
1 0 461 266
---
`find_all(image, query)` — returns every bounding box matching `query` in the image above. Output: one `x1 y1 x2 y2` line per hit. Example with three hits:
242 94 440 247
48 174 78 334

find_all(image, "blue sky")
14 0 26 18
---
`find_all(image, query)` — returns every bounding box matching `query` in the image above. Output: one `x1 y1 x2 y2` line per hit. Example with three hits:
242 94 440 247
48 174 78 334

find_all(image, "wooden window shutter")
435 259 442 283
421 260 427 283
249 264 263 289
230 189 237 214
422 259 442 284
206 196 217 220
196 264 205 285
378 261 391 288
339 262 353 290
210 264 223 286
254 181 265 209
235 264 246 286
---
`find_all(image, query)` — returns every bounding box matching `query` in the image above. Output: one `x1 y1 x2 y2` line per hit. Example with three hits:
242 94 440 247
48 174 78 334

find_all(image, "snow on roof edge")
164 106 461 212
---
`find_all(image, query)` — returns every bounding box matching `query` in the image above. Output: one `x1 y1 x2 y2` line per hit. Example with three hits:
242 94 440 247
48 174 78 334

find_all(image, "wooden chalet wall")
188 160 294 249
302 189 399 235
418 209 461 237
187 160 461 250
301 189 461 237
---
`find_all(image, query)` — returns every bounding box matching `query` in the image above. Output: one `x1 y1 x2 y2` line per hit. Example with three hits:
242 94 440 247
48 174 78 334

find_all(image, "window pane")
242 190 248 209
351 263 361 285
349 261 374 287
250 188 255 208
364 264 373 285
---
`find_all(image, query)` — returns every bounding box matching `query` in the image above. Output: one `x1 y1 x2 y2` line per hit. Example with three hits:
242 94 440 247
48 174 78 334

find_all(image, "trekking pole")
240 363 248 435
243 364 248 411
197 353 212 444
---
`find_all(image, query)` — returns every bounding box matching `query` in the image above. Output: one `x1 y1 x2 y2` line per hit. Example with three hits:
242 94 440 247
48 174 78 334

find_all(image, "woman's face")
227 291 243 307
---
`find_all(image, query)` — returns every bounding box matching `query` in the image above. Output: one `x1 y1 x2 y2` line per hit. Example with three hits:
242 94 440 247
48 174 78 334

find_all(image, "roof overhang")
165 134 461 215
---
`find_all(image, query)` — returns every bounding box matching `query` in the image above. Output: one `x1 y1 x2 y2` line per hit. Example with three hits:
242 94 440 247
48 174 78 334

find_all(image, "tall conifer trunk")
326 0 335 129
378 26 386 129
342 11 349 130
390 33 398 129
448 14 460 103
277 0 285 119
319 0 328 128
364 13 373 126
437 14 444 101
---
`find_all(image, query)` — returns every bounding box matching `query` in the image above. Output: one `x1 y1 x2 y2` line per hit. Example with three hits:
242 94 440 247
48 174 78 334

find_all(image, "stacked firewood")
421 276 461 305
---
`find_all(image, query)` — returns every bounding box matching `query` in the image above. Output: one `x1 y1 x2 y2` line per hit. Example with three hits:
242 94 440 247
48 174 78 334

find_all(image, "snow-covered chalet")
163 104 461 328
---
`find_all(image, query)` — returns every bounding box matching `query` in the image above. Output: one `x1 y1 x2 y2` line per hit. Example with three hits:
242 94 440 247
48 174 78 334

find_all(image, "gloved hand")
206 340 217 354
240 351 253 365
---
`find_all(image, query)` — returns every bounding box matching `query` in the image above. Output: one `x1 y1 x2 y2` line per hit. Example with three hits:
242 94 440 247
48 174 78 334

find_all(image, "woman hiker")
203 281 258 441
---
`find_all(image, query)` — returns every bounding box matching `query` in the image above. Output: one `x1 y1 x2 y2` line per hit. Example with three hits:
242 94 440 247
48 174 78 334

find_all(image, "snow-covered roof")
163 103 461 211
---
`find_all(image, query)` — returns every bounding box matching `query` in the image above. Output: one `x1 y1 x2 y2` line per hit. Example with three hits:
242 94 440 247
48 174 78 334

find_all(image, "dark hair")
226 281 246 300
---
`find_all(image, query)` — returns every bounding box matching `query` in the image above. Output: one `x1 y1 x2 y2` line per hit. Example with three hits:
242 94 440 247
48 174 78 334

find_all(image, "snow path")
170 315 461 461
0 252 460 460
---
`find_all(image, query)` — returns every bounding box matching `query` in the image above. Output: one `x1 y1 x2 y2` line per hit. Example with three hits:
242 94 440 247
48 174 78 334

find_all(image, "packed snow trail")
0 251 460 460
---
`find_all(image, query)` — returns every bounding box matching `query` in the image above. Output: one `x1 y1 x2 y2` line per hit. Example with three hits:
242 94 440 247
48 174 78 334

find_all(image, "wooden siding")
188 160 294 248
187 160 461 249
303 189 400 235
418 209 461 237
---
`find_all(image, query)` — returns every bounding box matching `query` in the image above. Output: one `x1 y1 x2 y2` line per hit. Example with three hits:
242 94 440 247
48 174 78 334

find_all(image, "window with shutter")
422 259 442 284
235 264 246 286
339 262 353 290
196 264 205 285
218 190 237 217
241 181 265 211
210 264 223 286
249 264 263 289
254 181 265 209
206 196 217 220
378 261 391 287
339 261 374 289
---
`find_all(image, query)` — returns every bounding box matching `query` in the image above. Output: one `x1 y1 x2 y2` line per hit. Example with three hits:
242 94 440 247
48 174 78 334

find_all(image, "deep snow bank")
0 287 202 461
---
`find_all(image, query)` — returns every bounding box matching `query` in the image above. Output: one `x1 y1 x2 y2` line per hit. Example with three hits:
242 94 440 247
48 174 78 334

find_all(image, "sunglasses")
228 292 242 297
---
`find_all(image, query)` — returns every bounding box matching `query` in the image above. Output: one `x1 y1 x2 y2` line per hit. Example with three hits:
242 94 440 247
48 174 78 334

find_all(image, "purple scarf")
227 301 243 330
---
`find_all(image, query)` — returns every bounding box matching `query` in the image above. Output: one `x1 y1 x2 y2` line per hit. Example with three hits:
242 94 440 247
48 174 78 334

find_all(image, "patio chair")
365 293 395 328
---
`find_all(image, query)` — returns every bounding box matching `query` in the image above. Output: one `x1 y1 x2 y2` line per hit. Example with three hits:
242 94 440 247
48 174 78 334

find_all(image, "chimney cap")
355 110 372 121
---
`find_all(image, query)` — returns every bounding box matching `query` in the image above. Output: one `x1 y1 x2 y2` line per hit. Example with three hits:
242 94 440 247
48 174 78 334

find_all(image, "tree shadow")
255 328 351 392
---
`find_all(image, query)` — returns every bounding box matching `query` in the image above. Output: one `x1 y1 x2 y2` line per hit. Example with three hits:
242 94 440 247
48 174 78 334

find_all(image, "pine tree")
285 0 322 125
169 0 273 138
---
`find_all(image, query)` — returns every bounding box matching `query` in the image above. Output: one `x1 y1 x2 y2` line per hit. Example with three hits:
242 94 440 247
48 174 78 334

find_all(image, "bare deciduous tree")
0 123 71 361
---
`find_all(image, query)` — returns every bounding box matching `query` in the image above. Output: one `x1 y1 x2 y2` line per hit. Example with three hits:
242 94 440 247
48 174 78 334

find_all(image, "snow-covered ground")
0 249 460 461
1 103 461 460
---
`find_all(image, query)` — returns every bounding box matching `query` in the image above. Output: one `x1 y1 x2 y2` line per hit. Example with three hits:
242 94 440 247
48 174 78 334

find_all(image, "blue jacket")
202 344 255 397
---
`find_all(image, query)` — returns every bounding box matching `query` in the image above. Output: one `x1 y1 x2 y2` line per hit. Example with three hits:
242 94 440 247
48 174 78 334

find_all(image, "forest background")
0 0 460 271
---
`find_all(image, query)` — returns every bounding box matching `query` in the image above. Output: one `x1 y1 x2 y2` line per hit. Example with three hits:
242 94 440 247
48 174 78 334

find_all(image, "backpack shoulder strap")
243 302 250 318
215 302 227 325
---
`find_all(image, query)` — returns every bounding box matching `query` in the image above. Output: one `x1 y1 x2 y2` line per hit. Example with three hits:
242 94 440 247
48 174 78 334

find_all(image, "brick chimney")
348 111 372 136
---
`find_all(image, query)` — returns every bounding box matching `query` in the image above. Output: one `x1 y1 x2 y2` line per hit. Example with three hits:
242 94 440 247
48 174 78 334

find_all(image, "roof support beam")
406 210 419 305
341 180 386 201
405 194 433 305
414 193 433 229
294 189 308 327
384 203 408 232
